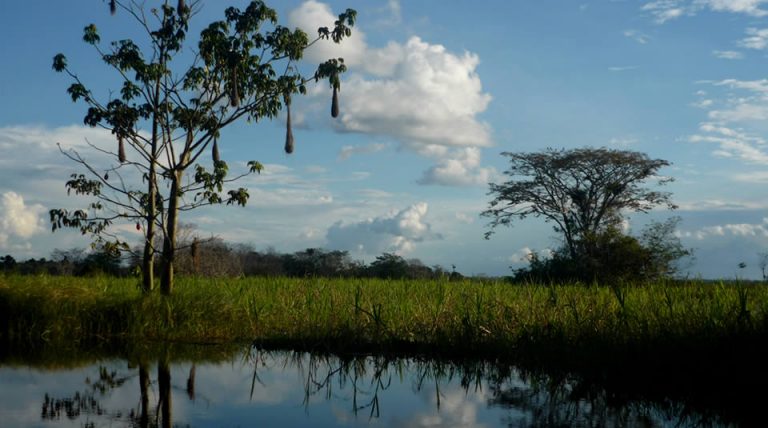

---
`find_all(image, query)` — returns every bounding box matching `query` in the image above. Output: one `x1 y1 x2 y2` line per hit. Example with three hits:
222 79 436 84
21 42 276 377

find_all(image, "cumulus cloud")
290 2 494 186
336 38 492 148
325 202 441 254
0 192 45 241
418 147 496 186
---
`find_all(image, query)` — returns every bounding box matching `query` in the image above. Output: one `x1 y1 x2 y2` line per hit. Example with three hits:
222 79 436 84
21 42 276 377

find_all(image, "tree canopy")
483 147 687 283
483 147 675 259
49 0 356 294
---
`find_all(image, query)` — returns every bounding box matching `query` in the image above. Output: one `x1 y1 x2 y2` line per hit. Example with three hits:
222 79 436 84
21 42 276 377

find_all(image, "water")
0 348 739 427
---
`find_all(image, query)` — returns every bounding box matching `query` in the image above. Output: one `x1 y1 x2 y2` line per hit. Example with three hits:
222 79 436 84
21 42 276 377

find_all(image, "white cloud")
337 37 493 148
418 147 497 186
509 247 553 264
1 192 45 240
740 28 768 49
290 2 494 187
689 123 768 164
643 0 768 23
677 198 768 210
713 78 768 93
688 80 768 165
642 1 687 23
325 202 442 254
624 29 650 44
732 171 768 182
337 142 387 161
680 218 768 240
712 50 744 59
704 0 768 16
289 1 367 68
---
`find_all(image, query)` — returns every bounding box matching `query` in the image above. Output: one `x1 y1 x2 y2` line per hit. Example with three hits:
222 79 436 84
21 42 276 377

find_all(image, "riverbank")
2 275 767 363
2 275 768 425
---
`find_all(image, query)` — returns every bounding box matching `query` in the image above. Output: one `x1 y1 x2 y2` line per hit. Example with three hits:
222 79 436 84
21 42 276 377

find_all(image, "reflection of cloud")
396 385 490 428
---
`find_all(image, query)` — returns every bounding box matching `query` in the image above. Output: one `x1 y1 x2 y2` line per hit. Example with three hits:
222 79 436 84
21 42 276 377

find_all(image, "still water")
0 348 733 427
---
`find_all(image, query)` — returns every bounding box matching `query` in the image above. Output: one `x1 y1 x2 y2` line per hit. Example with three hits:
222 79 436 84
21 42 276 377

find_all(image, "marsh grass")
2 275 767 368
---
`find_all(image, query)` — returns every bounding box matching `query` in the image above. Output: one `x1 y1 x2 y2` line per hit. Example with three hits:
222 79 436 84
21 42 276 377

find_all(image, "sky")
1 0 767 279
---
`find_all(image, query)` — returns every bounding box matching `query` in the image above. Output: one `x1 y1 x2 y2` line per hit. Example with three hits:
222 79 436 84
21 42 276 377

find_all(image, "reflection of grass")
1 275 768 364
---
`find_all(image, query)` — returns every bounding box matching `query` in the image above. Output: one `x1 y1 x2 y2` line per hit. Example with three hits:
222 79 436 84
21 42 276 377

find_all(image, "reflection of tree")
40 357 177 428
36 347 742 427
487 370 725 428
157 357 172 428
245 348 732 427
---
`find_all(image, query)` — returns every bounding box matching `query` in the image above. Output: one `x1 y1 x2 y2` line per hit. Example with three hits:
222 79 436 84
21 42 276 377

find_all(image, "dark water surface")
0 347 739 427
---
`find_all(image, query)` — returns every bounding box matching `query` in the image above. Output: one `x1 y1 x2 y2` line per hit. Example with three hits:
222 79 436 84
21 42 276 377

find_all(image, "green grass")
2 275 767 367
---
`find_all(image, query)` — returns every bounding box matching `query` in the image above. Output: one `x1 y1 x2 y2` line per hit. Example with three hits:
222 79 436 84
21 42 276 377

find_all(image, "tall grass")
2 275 767 365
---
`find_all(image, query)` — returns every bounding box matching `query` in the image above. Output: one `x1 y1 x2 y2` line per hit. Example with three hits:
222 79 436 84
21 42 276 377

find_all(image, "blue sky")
1 0 767 279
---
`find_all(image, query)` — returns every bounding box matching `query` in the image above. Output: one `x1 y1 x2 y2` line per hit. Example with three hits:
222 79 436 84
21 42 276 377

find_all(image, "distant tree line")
0 240 463 281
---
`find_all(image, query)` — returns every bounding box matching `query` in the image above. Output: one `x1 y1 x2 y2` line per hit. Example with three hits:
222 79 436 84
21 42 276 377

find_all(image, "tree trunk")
141 167 157 293
160 172 181 295
141 48 164 293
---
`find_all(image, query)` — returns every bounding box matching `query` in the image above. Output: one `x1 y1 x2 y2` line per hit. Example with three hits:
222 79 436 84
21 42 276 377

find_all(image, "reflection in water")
4 347 740 427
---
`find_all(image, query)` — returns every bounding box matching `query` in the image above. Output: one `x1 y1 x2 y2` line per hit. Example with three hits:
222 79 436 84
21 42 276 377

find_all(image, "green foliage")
513 220 691 284
483 147 675 258
484 147 685 284
2 276 767 363
49 1 356 293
